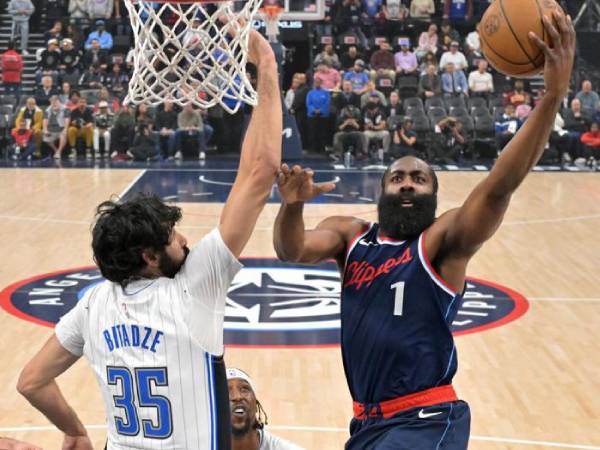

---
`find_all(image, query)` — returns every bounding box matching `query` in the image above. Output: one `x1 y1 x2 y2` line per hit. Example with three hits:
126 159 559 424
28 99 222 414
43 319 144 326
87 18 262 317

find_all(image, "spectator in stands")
95 87 120 112
110 103 135 158
85 20 113 50
333 103 365 158
439 41 468 71
65 22 85 51
1 40 23 102
290 73 309 149
390 117 417 158
410 0 435 20
58 38 81 78
175 103 209 159
14 97 43 152
468 60 493 98
581 121 600 166
37 39 61 83
43 95 69 159
11 118 35 160
69 0 89 22
505 80 532 107
495 103 520 150
362 93 390 155
67 97 94 158
386 90 404 118
93 100 113 158
394 42 418 78
8 0 34 55
44 20 64 43
418 63 441 99
135 103 154 130
441 62 468 97
344 60 370 95
360 80 387 108
382 0 408 23
576 80 600 115
435 116 468 162
35 75 59 108
66 90 81 110
81 39 109 71
103 63 128 99
439 21 460 52
155 101 178 159
334 0 368 49
416 24 438 60
79 63 105 89
227 369 305 450
332 79 361 111
465 26 481 58
340 45 363 71
444 0 472 22
131 123 159 161
314 44 341 70
313 62 342 91
306 77 331 153
418 51 438 74
285 73 302 110
563 98 592 160
87 0 114 21
370 40 396 81
363 0 384 29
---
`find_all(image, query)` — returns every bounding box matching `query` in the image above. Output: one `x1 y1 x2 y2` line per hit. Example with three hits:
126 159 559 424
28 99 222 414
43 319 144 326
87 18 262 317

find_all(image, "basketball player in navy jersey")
274 10 574 450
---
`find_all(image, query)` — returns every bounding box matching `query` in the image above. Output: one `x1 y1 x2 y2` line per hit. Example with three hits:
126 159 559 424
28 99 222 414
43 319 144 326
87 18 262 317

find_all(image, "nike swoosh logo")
358 240 378 246
418 410 443 419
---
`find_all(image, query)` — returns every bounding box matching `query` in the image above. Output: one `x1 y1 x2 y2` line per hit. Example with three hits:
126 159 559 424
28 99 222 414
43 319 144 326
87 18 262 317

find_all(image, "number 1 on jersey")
391 281 405 316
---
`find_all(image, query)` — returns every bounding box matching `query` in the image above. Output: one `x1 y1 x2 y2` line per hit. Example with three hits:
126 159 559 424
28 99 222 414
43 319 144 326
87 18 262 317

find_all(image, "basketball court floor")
0 164 599 450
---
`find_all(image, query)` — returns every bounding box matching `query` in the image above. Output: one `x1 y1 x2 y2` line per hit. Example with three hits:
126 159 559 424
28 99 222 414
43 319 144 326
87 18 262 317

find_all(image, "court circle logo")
0 259 528 347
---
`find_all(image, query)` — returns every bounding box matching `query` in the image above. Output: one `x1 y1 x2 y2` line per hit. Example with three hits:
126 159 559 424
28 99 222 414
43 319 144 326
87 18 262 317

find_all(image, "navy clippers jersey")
341 223 463 404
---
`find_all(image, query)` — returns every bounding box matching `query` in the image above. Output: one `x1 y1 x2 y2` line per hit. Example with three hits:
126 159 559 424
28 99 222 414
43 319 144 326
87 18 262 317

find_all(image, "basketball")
479 0 563 77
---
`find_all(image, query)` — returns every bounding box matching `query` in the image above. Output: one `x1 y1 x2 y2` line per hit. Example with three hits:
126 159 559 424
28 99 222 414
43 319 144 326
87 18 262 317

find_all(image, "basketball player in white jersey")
227 369 304 450
17 29 281 450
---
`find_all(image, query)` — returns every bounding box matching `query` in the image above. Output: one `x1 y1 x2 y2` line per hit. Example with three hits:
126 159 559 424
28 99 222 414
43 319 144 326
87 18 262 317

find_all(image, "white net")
123 0 262 114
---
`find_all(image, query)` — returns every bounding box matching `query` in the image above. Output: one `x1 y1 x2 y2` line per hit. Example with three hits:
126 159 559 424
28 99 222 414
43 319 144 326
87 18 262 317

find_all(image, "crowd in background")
1 0 600 166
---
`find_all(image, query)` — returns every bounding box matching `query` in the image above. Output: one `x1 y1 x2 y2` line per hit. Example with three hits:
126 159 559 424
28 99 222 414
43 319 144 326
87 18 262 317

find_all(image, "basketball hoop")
123 0 263 114
260 4 283 42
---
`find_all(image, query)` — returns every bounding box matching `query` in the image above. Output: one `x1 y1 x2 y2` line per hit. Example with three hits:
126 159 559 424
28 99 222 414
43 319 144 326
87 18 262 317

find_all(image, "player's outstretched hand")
277 164 336 204
528 8 575 99
0 437 43 450
61 435 93 450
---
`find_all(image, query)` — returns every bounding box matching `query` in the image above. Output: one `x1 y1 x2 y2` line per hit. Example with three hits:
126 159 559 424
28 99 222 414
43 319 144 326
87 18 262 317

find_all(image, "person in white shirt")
17 29 282 450
227 368 305 450
439 41 468 71
468 60 494 97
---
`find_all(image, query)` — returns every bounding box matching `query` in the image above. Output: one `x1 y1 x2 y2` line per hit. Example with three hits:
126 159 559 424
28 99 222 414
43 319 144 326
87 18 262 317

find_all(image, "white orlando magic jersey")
55 228 242 450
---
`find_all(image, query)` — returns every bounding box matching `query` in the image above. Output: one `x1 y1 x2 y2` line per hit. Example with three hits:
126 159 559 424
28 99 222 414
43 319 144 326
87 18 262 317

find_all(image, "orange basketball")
478 0 563 78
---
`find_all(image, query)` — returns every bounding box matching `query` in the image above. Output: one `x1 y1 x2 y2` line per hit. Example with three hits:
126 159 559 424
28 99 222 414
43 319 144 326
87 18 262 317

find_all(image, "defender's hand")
61 435 93 450
277 164 336 204
528 9 575 99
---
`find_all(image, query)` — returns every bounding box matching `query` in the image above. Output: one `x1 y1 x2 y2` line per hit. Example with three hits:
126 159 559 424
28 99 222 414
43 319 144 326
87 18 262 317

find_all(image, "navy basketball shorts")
345 401 471 450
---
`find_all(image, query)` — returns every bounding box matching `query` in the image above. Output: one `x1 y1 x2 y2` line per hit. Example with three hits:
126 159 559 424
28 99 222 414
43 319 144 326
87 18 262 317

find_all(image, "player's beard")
377 191 437 240
158 246 190 278
231 415 255 437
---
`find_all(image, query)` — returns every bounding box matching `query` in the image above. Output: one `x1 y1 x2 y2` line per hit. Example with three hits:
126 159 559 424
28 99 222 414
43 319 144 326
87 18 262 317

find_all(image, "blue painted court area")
124 168 387 204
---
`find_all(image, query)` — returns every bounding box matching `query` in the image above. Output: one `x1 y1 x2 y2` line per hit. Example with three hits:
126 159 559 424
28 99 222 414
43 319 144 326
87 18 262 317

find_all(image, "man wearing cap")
227 368 305 450
84 20 113 50
36 39 61 83
58 38 81 78
439 41 467 71
343 60 370 96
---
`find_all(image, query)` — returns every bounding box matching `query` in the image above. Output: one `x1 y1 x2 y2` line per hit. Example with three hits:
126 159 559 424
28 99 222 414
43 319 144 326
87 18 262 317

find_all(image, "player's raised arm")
431 9 575 261
273 164 362 264
218 29 281 258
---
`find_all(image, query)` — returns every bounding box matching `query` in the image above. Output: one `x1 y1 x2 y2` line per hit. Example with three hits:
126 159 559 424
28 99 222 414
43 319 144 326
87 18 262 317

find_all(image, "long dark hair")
91 193 182 284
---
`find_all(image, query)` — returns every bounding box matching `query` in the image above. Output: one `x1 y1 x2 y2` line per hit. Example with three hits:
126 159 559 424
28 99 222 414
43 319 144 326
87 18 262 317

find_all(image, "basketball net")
261 5 283 43
123 0 263 114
